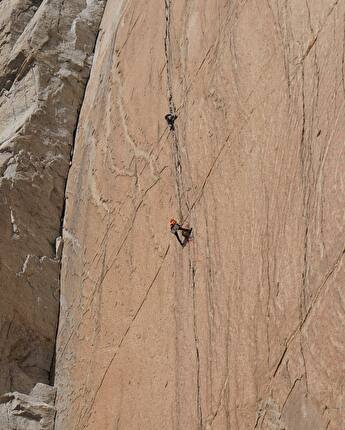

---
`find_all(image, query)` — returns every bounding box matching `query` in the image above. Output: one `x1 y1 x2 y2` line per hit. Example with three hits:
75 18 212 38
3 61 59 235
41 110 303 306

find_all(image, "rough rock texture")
0 383 56 430
0 0 105 394
54 0 345 429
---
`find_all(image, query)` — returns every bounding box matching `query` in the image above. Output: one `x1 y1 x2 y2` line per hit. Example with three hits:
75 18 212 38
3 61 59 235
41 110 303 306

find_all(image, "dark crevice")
164 0 190 221
299 63 311 317
49 23 103 387
342 14 345 97
164 0 175 114
191 263 203 429
164 6 202 424
273 344 288 377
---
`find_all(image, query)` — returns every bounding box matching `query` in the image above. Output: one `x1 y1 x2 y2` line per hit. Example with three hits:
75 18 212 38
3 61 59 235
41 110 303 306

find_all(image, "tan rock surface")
55 0 345 429
0 0 105 394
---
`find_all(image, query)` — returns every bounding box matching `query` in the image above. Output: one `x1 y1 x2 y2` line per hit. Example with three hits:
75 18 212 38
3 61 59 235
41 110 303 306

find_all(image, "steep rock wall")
55 0 345 429
0 0 105 394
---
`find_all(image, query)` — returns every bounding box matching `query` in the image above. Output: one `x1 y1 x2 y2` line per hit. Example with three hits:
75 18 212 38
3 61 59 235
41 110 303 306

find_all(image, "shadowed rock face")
0 0 105 395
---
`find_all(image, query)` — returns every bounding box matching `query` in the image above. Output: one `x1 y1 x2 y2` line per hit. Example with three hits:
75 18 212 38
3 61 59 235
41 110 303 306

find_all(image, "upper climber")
170 218 192 247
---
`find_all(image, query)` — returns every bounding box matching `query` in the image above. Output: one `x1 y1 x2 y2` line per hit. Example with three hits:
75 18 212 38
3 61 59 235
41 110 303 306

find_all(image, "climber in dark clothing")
170 218 192 247
165 113 177 130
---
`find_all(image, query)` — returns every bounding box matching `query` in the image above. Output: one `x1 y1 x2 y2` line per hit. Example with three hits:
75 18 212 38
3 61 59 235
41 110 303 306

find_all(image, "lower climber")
165 113 177 130
170 218 192 247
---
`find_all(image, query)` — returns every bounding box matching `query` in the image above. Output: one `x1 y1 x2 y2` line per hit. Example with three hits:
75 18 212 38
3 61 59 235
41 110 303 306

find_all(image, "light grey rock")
30 383 56 406
0 0 106 396
54 236 63 259
0 384 56 430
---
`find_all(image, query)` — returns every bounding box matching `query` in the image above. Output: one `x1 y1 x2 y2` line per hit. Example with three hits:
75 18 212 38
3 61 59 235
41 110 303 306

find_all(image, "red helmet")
170 218 177 225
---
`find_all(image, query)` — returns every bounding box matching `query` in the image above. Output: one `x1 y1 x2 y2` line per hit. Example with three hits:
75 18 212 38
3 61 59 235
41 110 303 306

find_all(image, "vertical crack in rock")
164 0 175 114
299 64 310 392
164 2 203 426
264 189 272 370
164 0 182 216
50 20 103 386
164 0 189 220
300 64 310 316
191 263 203 429
342 14 345 97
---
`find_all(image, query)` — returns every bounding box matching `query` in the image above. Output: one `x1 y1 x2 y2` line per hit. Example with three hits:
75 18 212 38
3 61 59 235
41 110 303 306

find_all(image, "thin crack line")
57 176 163 361
273 245 345 377
79 245 170 428
191 263 203 429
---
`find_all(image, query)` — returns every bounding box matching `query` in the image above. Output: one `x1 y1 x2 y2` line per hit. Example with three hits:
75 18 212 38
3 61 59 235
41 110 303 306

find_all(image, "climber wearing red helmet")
170 218 192 247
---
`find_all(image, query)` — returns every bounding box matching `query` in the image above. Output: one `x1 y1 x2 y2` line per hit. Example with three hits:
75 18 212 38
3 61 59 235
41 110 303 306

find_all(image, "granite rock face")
0 383 56 430
0 0 105 395
30 0 345 428
54 1 345 429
